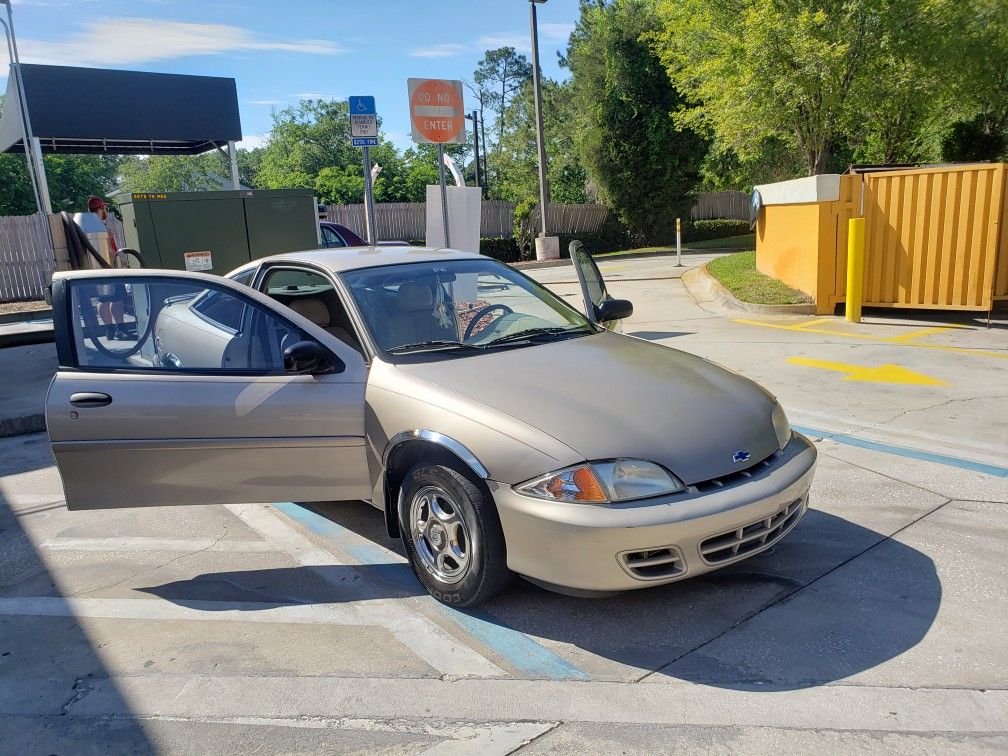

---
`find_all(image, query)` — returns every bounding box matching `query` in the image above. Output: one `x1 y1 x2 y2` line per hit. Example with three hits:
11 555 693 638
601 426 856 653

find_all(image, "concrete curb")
682 264 816 317
511 248 740 271
0 414 45 439
0 325 55 349
0 307 51 325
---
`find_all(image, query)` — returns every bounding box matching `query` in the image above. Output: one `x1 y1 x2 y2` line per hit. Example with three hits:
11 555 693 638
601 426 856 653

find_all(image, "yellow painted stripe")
734 319 1008 360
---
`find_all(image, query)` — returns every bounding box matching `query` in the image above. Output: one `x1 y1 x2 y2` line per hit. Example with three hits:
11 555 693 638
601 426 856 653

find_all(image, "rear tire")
398 462 512 607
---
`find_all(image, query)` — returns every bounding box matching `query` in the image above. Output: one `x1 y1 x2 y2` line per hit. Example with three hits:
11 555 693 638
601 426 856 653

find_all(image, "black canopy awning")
0 64 242 155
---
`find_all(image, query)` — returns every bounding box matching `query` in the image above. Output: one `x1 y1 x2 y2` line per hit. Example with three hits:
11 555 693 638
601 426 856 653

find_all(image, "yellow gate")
833 164 1007 311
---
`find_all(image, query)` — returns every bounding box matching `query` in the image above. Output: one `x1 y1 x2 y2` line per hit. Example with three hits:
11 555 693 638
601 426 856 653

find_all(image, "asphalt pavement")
1 251 1006 754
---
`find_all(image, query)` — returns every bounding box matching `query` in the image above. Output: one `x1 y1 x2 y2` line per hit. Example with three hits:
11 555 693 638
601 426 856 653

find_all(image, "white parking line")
224 504 506 679
40 537 277 553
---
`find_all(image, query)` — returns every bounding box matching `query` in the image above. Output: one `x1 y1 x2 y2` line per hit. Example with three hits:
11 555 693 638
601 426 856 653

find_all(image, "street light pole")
529 0 550 238
465 111 482 195
0 1 45 214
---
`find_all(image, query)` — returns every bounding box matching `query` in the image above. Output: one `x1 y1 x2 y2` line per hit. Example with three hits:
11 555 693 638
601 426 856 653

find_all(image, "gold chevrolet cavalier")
46 244 816 606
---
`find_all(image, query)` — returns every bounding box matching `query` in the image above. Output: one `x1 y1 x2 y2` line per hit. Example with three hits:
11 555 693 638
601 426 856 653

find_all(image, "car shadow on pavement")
142 501 941 691
0 489 152 750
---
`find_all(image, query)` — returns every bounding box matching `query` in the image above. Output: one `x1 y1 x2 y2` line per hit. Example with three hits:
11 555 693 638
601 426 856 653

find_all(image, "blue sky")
2 0 581 150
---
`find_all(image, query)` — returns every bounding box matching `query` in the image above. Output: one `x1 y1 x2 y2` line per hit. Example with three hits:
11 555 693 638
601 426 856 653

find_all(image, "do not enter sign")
408 78 466 145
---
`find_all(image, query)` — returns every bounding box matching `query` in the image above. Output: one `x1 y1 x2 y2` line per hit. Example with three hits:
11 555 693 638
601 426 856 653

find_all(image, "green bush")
684 219 751 242
513 196 540 259
479 237 521 262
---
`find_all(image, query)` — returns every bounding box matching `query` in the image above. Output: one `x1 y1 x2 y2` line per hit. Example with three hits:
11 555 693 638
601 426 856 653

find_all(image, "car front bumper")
490 433 817 593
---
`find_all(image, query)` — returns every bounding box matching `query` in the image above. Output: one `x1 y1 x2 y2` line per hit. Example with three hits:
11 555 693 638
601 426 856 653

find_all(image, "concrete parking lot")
1 252 1006 753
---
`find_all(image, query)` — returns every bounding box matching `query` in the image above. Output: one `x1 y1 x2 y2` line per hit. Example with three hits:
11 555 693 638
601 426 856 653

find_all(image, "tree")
257 99 358 191
566 0 706 241
473 47 533 189
941 0 1008 161
654 0 956 175
117 153 230 193
0 97 121 214
495 78 589 203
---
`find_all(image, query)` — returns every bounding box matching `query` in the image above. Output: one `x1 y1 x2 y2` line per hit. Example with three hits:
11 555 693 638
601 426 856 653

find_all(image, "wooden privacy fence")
322 201 610 240
0 214 54 303
690 191 749 221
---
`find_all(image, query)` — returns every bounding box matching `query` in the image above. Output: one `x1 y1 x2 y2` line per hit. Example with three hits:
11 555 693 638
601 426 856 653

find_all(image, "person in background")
86 197 128 340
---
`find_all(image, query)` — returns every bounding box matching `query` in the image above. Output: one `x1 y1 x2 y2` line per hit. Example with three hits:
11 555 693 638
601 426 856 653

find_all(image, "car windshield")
340 258 595 356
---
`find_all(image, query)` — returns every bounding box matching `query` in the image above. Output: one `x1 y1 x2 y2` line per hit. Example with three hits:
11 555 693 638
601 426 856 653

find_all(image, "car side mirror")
596 298 633 322
283 340 337 375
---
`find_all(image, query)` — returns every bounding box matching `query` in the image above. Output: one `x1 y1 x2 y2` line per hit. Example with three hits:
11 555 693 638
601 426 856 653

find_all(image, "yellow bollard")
845 217 865 323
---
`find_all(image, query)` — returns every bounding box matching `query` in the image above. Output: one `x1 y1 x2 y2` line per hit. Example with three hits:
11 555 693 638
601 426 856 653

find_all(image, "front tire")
398 462 512 607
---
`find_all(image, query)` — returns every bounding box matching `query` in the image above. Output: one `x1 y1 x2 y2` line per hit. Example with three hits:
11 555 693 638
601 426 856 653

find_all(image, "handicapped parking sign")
349 95 378 146
349 96 376 115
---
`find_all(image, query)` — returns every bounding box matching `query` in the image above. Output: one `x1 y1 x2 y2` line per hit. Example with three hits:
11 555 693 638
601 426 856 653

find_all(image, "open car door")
46 269 371 510
569 240 633 331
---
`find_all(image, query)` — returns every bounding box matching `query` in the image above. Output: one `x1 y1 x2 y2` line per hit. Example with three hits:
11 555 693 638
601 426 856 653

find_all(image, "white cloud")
476 33 530 53
540 22 575 42
409 43 468 59
293 92 343 101
18 17 347 66
238 133 269 149
248 99 285 106
476 23 574 54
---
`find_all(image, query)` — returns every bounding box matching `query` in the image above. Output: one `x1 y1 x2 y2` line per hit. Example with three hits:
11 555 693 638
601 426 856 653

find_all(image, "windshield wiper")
387 339 481 355
481 326 592 347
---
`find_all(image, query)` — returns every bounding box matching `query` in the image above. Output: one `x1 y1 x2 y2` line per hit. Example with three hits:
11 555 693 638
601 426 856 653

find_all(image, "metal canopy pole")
362 145 377 245
1 7 45 214
437 143 451 248
227 140 240 189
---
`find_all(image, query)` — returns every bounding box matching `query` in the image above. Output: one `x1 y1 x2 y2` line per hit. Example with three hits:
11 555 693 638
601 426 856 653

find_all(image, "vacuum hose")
59 211 146 270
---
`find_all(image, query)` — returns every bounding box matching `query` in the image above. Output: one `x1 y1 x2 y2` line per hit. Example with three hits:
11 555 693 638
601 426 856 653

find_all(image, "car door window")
571 243 608 316
261 267 363 353
321 226 347 248
68 278 307 372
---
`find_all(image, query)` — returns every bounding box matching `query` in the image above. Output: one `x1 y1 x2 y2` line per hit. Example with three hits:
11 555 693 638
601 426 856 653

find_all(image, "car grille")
618 546 685 580
698 496 806 565
690 450 783 494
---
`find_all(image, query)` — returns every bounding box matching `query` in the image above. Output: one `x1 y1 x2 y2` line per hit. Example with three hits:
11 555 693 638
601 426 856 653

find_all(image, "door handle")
69 392 113 408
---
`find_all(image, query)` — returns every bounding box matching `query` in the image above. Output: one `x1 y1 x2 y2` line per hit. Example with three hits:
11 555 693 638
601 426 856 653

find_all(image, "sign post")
408 78 465 248
349 96 379 245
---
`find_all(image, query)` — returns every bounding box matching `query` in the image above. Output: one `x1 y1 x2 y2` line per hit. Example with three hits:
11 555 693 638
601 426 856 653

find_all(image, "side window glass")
228 267 256 286
261 267 363 353
69 278 305 372
573 245 606 310
321 227 346 248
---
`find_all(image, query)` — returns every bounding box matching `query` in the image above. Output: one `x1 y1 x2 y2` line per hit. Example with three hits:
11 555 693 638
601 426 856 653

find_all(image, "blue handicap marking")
273 502 590 681
349 95 376 115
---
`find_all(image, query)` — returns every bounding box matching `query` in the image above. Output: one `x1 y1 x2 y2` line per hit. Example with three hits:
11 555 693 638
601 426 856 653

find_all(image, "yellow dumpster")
755 163 1008 314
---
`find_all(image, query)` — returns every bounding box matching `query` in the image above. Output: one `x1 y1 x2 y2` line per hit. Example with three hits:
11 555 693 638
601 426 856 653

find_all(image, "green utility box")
117 189 319 274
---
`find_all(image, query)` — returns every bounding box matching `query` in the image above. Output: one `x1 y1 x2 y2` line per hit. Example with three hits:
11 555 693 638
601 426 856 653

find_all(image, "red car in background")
319 221 410 248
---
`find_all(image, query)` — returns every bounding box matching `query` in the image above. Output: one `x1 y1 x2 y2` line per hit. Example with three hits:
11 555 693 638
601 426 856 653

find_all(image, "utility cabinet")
117 189 319 274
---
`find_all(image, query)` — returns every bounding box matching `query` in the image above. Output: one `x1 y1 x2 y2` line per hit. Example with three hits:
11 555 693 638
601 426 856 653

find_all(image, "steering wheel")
463 304 513 340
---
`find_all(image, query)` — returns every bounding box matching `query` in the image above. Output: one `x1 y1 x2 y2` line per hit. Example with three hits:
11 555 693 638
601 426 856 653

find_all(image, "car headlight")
515 459 685 505
772 401 792 449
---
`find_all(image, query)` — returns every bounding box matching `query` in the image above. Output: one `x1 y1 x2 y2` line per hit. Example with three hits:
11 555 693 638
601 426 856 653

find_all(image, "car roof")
255 246 485 273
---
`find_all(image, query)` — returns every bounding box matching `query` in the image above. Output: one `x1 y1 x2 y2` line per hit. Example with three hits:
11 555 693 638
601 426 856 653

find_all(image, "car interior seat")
385 282 454 347
287 296 362 353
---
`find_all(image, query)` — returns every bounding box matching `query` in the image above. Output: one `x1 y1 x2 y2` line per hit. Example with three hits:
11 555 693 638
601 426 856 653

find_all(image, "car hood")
394 331 782 485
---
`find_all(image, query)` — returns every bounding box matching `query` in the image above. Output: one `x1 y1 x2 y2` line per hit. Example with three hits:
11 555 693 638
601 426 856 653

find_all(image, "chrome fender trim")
383 429 490 479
